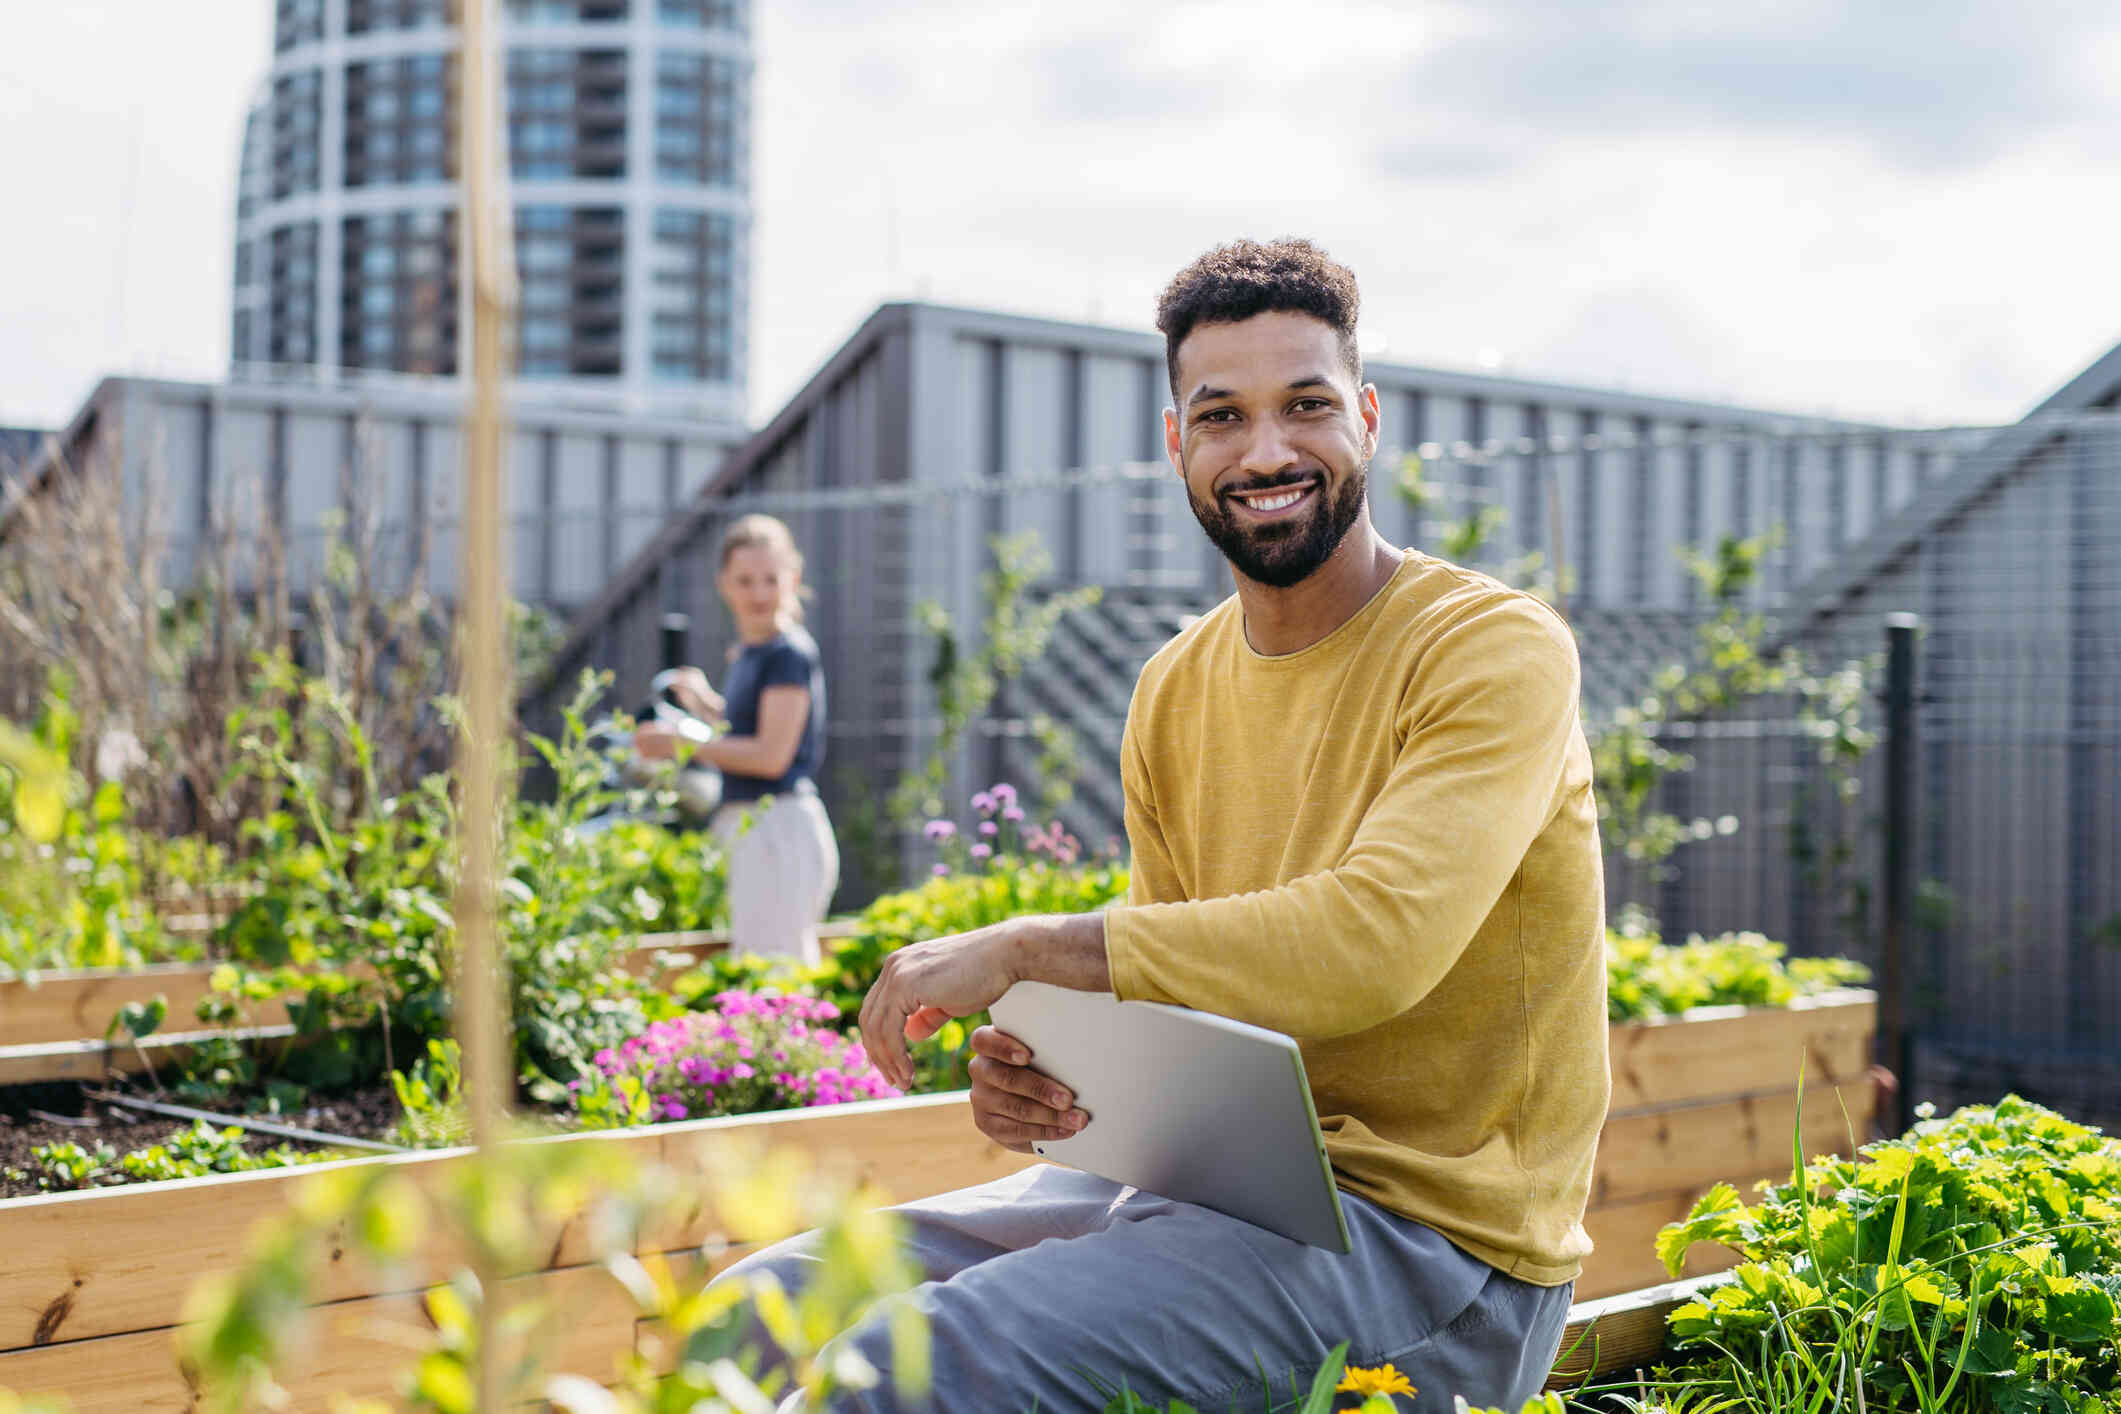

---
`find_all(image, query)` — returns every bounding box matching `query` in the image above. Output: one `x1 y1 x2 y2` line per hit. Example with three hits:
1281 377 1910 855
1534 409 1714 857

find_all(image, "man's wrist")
1001 912 1111 993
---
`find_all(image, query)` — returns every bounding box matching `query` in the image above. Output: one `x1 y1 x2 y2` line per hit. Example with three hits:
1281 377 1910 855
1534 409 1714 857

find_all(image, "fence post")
1880 612 1919 1134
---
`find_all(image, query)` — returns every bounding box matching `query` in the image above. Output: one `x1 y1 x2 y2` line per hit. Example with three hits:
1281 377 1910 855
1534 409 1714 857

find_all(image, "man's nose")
1237 416 1299 478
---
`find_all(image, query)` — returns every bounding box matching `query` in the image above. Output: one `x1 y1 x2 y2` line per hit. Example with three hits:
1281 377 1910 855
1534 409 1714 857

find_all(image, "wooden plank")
0 965 288 1049
1608 990 1875 1114
1590 1078 1871 1208
0 1091 1014 1355
1545 1273 1728 1388
0 932 759 1051
0 1024 299 1087
0 1261 645 1413
1576 1181 1766 1301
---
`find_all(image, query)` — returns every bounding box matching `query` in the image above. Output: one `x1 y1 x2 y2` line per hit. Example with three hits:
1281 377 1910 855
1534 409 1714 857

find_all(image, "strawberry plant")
1649 1094 2121 1413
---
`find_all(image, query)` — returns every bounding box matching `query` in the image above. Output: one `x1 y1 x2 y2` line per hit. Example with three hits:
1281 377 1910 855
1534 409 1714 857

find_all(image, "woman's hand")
633 721 680 760
667 667 724 722
966 1024 1088 1153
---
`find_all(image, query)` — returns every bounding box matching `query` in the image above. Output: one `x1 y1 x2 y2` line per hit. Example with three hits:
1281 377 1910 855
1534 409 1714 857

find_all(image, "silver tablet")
987 981 1351 1253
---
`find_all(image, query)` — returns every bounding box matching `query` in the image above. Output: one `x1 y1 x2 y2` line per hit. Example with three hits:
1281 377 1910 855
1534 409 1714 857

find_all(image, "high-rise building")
230 0 751 423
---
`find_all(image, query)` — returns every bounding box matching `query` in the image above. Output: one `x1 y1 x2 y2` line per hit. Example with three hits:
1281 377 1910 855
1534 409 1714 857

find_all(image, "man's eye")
1292 398 1329 412
1198 408 1237 423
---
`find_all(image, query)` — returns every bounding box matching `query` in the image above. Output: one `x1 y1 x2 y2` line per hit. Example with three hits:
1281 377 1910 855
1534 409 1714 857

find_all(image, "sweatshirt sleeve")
1103 595 1582 1039
1119 700 1187 908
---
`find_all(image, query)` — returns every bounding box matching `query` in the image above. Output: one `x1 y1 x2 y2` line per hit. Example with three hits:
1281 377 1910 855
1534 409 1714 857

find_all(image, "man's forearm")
1008 911 1112 993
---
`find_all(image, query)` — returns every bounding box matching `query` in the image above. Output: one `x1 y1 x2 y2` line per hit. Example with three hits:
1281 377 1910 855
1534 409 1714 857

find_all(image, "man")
721 238 1609 1413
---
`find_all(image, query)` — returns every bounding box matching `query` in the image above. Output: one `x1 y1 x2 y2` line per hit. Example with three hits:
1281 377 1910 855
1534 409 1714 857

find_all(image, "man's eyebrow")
1184 375 1337 410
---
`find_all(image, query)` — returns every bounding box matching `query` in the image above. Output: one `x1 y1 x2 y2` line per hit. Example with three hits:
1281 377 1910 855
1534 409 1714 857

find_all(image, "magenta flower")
970 843 993 861
1002 805 1026 823
978 820 999 837
971 791 996 815
923 819 957 842
991 783 1018 806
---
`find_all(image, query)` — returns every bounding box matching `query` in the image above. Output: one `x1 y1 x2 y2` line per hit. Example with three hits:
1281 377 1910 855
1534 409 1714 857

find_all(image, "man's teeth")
1236 485 1310 511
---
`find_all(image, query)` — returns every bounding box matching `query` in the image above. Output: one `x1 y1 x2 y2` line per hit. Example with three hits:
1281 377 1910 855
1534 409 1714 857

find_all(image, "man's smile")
1224 476 1320 520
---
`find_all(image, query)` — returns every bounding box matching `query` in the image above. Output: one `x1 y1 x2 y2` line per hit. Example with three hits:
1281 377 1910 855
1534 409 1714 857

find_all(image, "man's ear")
1163 406 1184 475
1359 384 1382 461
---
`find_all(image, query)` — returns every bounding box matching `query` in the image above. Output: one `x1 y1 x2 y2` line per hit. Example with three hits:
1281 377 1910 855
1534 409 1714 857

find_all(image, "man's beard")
1185 458 1369 589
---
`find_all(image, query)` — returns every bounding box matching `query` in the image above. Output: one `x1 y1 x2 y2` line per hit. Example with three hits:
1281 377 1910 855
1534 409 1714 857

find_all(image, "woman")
634 514 838 964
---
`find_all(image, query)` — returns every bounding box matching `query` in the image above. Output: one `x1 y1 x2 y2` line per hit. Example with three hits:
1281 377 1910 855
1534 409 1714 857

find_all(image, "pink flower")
991 783 1017 806
922 819 957 842
1002 805 1026 822
970 843 992 861
932 863 949 877
971 791 996 815
978 821 999 837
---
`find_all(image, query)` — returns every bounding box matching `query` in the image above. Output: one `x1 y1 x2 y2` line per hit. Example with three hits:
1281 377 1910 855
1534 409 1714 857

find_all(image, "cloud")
1391 0 2120 174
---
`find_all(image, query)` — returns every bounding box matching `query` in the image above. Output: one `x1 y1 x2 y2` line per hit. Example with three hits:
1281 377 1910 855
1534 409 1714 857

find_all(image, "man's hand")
857 912 1112 1092
967 1024 1088 1154
858 923 1022 1090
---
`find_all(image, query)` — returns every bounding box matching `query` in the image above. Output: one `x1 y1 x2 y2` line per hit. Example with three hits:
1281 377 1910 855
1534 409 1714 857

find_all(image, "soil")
0 1079 405 1200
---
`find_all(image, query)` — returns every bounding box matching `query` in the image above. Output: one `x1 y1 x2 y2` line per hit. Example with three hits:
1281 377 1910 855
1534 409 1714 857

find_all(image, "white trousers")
710 790 839 966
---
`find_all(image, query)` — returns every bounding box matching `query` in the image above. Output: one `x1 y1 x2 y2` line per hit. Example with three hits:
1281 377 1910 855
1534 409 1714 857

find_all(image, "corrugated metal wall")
79 375 742 615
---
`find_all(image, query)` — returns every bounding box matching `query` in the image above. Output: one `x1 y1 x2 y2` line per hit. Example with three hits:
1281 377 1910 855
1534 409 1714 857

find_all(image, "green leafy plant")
891 531 1102 829
26 1120 332 1192
203 666 721 1098
1606 928 1871 1024
0 672 183 977
1646 1094 2121 1414
388 1038 472 1149
1592 531 1878 876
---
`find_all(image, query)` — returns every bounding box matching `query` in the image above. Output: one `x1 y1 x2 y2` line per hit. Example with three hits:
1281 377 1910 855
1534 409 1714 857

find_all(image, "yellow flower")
1336 1362 1417 1397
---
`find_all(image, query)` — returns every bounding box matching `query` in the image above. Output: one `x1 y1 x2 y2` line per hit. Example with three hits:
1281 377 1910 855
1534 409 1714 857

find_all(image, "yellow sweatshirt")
1102 552 1609 1284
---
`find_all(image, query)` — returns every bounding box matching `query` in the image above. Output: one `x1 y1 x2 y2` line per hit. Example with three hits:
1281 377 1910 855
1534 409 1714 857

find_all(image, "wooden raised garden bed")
0 930 765 1085
1580 987 1875 1299
0 989 1873 1406
0 1092 1039 1412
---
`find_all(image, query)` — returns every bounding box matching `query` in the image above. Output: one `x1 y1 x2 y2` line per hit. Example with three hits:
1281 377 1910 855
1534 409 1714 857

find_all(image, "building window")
270 71 322 199
268 222 320 366
506 49 628 181
274 0 324 52
653 51 745 187
647 207 738 383
657 0 746 33
340 211 459 373
347 0 451 33
506 0 630 19
346 55 458 188
512 205 625 379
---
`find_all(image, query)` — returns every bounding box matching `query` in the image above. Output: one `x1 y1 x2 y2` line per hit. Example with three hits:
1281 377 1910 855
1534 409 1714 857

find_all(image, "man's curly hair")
1154 238 1361 399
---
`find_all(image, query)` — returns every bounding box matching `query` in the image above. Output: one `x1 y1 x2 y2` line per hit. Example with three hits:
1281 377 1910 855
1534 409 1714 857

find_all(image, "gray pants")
713 1165 1571 1414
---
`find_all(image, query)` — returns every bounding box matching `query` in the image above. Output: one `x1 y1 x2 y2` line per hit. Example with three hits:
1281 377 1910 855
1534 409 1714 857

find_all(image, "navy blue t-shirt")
718 625 826 804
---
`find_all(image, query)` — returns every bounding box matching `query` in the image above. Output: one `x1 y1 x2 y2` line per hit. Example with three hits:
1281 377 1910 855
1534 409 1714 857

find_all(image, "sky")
3 0 2117 434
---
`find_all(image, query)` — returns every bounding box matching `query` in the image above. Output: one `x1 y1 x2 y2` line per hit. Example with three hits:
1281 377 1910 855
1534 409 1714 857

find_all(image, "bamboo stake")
455 1 517 1407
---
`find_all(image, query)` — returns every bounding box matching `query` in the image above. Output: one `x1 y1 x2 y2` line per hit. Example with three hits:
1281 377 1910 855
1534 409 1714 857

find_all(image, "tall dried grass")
0 413 459 857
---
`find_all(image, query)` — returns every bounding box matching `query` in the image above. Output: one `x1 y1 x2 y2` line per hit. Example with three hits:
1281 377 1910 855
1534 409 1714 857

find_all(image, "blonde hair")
715 514 808 623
